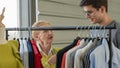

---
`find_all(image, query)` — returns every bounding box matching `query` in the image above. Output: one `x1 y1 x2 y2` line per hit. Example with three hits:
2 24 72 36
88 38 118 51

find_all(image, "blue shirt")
90 39 109 68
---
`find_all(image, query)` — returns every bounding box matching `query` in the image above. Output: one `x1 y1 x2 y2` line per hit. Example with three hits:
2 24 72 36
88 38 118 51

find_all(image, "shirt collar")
36 41 53 56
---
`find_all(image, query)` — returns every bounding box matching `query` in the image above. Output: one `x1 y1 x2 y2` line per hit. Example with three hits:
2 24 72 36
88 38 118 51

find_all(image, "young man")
80 0 120 49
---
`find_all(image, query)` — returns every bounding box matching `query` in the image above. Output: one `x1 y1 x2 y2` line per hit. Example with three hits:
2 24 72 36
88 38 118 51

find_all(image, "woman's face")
37 24 53 45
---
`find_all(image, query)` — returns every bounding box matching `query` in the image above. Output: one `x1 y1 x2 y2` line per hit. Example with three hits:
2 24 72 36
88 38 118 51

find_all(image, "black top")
56 37 80 68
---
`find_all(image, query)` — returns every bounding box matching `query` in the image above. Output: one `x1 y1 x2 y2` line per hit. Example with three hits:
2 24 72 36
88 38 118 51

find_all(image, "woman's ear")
33 33 39 40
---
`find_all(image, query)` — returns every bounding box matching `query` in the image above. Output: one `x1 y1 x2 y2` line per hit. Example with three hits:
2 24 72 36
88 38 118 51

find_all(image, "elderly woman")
32 20 60 68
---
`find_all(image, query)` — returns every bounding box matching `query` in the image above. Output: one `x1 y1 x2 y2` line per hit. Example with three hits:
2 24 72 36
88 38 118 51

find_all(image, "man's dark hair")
80 0 108 12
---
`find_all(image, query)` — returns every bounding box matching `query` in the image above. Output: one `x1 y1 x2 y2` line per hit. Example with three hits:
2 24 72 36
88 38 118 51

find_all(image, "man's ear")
100 6 106 13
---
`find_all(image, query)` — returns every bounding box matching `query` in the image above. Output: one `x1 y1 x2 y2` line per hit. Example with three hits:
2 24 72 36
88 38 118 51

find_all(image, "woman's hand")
0 7 5 22
48 54 56 64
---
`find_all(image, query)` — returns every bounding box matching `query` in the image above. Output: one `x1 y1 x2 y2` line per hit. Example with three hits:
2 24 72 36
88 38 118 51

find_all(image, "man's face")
83 5 103 24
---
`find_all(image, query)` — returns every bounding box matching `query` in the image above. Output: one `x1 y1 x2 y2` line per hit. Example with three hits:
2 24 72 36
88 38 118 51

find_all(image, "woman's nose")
48 30 53 34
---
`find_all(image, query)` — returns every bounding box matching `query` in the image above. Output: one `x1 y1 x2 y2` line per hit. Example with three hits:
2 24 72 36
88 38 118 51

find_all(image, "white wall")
0 0 17 28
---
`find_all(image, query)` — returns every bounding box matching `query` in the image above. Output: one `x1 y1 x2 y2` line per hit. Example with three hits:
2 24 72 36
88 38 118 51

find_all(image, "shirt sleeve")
9 40 24 68
113 28 120 49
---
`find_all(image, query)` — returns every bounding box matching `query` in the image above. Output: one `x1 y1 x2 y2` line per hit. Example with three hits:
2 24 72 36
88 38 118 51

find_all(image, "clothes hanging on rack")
5 26 116 68
70 38 89 68
17 38 43 68
27 39 34 68
57 37 120 68
65 39 85 68
14 38 60 68
23 39 29 68
30 39 43 68
89 38 109 68
56 37 80 68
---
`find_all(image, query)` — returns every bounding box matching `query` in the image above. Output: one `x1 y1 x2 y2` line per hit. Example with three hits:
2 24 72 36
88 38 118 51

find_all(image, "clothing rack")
6 26 116 68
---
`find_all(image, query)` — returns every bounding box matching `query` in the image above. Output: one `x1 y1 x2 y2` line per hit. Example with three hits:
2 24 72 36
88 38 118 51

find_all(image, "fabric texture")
30 39 43 68
0 40 24 68
27 39 34 68
56 37 80 68
41 47 60 68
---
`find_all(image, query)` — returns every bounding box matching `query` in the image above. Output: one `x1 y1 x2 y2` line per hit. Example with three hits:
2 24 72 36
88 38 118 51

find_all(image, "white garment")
65 39 85 68
74 40 93 68
23 39 29 68
19 39 24 64
36 41 53 56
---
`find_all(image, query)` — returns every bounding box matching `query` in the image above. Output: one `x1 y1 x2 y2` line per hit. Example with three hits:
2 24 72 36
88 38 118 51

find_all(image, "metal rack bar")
6 26 115 31
5 25 116 68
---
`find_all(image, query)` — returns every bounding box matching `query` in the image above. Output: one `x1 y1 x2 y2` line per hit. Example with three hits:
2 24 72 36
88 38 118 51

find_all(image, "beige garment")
65 39 85 68
0 27 7 44
0 7 7 44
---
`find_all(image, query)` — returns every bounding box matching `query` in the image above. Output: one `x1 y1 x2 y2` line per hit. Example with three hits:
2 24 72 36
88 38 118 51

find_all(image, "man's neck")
99 14 112 26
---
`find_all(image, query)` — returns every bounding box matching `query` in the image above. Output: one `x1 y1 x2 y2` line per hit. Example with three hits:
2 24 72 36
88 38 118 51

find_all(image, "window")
0 0 18 27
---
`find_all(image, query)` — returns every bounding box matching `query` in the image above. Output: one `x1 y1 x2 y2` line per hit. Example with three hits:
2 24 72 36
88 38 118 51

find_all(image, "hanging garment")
27 39 34 68
56 37 80 68
82 38 102 68
70 38 90 68
74 40 93 68
30 39 43 68
23 39 29 68
19 39 24 64
65 39 85 68
0 40 24 68
90 38 109 68
61 52 67 68
61 39 81 68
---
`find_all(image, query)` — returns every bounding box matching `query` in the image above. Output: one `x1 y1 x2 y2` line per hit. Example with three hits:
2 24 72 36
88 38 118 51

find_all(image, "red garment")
76 39 81 45
61 52 66 68
61 39 80 68
30 39 43 68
